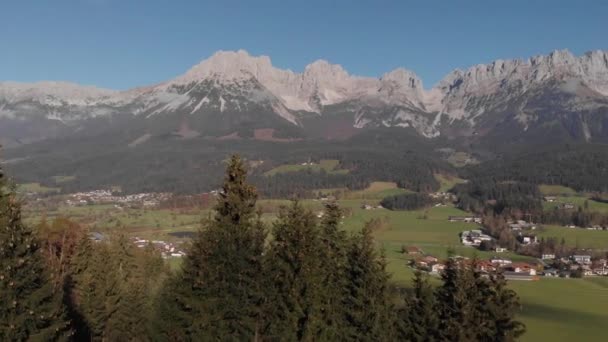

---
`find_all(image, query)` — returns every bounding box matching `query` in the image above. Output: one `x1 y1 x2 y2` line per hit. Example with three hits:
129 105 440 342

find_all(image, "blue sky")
1 0 606 90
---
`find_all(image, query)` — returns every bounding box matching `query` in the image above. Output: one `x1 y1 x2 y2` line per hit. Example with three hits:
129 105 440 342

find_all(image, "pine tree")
0 166 71 340
67 228 95 339
263 200 324 340
480 270 526 341
342 222 394 341
156 154 266 340
317 202 348 339
398 270 439 341
435 255 475 341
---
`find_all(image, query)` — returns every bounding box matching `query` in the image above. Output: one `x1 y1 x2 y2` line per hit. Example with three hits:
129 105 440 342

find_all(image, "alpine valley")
2 49 608 194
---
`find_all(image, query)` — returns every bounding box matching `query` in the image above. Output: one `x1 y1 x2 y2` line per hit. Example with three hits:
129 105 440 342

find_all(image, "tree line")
380 193 434 211
1 155 525 341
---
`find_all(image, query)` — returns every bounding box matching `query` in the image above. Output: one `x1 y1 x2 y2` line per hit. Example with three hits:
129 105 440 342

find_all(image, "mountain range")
1 49 607 148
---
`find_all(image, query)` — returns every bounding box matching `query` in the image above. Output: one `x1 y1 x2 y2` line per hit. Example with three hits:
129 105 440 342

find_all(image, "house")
361 204 373 210
431 263 445 274
544 196 557 202
572 255 592 264
519 235 538 245
557 203 575 210
495 247 507 253
542 268 559 277
405 246 422 255
541 253 556 260
449 216 482 224
476 260 496 272
461 230 493 246
506 263 537 275
421 255 438 264
490 257 512 266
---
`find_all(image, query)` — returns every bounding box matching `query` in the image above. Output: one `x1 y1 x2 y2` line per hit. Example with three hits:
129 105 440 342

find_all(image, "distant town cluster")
66 190 172 208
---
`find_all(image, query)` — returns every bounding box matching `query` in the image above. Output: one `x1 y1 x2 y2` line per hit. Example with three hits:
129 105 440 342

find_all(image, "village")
65 189 173 208
89 231 188 259
401 216 608 280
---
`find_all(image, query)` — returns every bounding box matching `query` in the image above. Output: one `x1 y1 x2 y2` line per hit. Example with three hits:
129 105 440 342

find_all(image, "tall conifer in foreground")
398 270 439 341
342 222 394 341
157 154 266 340
0 164 71 340
317 202 348 339
263 201 325 340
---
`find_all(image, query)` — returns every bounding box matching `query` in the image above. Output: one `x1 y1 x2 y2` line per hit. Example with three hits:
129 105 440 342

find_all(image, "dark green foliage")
398 271 438 341
464 143 608 193
435 257 476 341
342 223 394 341
452 180 542 216
432 256 526 342
380 193 434 211
68 232 166 341
263 201 325 340
0 167 71 341
317 202 348 339
156 155 266 340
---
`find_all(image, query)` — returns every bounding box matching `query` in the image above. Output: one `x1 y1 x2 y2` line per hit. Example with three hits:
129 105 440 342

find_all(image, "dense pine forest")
0 155 526 341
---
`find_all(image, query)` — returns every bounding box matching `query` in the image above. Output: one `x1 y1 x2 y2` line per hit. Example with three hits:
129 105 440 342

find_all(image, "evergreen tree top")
214 155 258 226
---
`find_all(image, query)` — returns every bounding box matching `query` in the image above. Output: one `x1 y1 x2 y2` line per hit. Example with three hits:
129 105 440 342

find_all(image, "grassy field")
52 175 76 184
512 277 608 342
344 181 413 200
435 174 467 192
542 195 608 214
539 184 578 196
537 225 608 249
264 159 349 176
17 183 60 194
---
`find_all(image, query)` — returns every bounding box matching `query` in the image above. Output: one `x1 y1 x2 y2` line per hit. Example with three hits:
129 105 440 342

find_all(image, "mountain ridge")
1 49 607 145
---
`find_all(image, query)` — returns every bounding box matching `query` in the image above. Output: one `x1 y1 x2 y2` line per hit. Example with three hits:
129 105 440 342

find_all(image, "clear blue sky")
1 0 606 90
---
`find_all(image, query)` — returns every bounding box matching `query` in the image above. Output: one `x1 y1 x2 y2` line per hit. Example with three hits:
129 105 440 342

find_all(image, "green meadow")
537 225 608 249
264 159 349 176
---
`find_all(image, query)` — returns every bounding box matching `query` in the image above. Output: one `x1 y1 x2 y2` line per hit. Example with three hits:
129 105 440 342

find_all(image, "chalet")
416 257 437 268
541 253 556 260
509 220 537 231
593 266 608 276
519 235 538 245
431 263 445 274
505 263 537 275
421 255 438 264
490 257 512 266
461 230 493 246
449 216 482 224
557 203 575 210
477 260 496 272
405 246 422 255
572 255 592 264
542 268 559 277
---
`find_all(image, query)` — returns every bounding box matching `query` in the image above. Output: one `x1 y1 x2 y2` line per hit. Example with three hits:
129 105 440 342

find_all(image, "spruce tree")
0 166 71 340
398 270 439 341
342 222 394 341
317 202 348 339
263 200 324 340
435 255 475 341
157 154 266 340
480 270 526 341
